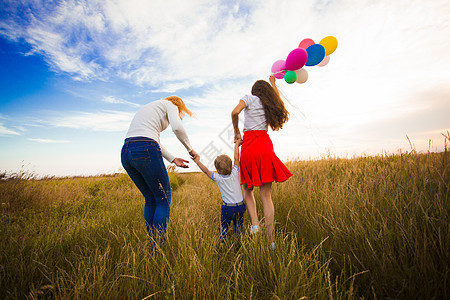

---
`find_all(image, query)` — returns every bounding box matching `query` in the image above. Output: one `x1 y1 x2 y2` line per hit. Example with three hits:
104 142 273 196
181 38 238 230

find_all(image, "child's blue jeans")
121 137 172 240
220 202 246 241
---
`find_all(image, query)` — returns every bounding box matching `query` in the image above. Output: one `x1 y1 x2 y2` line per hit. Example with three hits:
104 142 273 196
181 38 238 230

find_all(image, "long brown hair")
165 96 193 117
251 80 289 131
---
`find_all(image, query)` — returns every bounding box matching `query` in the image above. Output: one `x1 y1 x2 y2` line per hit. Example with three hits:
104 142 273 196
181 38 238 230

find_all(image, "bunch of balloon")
271 36 338 84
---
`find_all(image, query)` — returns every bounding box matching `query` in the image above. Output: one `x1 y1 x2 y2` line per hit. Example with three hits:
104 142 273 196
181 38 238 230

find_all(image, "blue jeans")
121 137 172 238
220 202 246 241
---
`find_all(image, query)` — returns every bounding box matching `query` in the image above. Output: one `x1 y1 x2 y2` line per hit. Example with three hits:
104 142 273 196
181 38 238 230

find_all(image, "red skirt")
240 130 293 188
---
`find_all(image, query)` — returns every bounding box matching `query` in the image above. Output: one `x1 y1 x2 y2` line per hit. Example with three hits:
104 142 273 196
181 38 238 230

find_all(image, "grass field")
0 150 448 299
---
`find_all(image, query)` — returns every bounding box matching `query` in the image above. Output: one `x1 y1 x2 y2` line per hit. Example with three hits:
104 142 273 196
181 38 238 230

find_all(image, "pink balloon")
298 38 315 49
318 55 330 67
271 60 286 79
285 48 308 71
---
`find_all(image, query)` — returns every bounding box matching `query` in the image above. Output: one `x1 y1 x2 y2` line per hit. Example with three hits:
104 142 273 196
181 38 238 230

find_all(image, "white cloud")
1 0 450 176
102 96 140 107
2 0 449 92
28 138 71 144
42 110 134 132
0 123 21 136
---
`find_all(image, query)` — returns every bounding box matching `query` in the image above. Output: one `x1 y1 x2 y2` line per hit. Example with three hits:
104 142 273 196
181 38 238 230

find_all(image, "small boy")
193 142 246 241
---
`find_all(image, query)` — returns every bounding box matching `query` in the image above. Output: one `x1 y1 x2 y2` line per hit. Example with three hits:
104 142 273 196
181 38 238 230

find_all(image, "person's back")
211 155 243 205
126 99 171 143
121 96 198 251
126 98 193 163
231 75 293 248
193 143 246 241
241 94 268 132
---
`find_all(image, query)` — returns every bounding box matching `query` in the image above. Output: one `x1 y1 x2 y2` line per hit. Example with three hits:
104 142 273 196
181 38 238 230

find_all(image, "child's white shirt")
211 165 243 204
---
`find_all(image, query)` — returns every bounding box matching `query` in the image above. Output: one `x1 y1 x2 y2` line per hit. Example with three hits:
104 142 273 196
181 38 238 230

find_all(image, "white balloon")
295 68 308 84
318 55 330 67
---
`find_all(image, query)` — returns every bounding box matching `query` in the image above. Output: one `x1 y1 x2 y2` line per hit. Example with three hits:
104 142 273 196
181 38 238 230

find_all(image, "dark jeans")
121 137 172 239
220 202 246 241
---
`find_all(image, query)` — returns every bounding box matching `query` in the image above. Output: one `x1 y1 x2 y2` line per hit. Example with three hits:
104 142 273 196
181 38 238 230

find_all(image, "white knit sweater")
126 99 193 162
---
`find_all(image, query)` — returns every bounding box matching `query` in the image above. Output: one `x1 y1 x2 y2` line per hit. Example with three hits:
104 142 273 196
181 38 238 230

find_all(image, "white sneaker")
250 225 260 234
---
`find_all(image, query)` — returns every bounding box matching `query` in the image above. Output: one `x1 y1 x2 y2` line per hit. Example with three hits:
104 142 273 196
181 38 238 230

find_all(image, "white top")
126 99 193 163
241 94 268 132
211 165 243 204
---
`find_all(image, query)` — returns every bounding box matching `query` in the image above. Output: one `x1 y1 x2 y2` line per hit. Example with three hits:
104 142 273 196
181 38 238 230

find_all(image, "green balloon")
284 70 297 84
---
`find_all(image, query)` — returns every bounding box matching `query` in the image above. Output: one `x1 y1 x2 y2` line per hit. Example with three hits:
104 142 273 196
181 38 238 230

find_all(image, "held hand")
189 150 200 161
269 75 276 85
234 133 242 146
192 155 200 164
173 158 189 168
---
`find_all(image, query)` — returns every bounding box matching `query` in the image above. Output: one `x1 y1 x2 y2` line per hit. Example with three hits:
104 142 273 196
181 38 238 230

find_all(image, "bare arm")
269 75 280 97
233 141 240 166
193 157 213 179
231 100 246 144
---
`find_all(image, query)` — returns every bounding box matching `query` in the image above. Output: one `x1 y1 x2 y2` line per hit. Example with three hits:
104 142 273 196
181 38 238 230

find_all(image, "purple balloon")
271 60 286 79
285 48 308 71
305 44 326 66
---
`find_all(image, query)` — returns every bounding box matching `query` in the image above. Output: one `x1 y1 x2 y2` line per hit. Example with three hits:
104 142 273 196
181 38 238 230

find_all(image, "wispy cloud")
2 0 449 95
1 0 449 177
41 110 134 132
0 0 303 87
102 96 140 107
28 138 71 144
0 123 21 136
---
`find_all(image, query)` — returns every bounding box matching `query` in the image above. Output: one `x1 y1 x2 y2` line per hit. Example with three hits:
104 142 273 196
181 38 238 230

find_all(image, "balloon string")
271 70 287 75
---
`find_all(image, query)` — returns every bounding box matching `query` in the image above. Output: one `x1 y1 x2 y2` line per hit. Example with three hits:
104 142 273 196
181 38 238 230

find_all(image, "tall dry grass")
0 151 448 299
277 151 449 298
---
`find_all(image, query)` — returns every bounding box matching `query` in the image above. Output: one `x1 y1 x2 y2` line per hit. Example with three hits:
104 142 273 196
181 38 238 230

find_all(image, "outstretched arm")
233 141 240 166
269 75 280 97
231 100 246 144
166 102 195 154
193 157 213 179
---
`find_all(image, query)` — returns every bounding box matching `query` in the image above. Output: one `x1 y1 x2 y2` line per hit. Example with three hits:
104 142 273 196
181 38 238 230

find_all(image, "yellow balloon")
319 36 338 56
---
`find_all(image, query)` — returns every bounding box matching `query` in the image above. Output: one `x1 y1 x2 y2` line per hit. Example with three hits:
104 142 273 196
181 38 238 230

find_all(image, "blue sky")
1 0 449 177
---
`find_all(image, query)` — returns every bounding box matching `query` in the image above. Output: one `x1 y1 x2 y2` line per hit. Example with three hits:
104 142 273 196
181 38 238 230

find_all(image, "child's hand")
234 133 242 144
189 150 200 160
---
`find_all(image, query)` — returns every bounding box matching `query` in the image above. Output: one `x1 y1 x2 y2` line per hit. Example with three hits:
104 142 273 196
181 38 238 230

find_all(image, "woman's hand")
269 75 276 85
234 133 242 146
269 75 280 96
173 158 189 168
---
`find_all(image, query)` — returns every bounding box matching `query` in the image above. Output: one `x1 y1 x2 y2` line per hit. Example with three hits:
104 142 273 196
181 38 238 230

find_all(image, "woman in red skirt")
231 75 293 248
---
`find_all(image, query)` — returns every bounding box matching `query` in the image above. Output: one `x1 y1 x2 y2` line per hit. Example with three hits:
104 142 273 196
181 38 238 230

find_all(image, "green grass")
0 151 448 299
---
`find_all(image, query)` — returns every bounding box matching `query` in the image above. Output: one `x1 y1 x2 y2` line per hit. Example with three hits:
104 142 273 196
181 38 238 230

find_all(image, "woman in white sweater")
121 96 198 245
